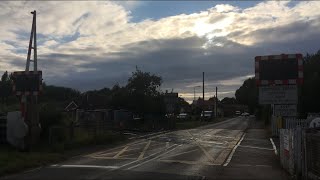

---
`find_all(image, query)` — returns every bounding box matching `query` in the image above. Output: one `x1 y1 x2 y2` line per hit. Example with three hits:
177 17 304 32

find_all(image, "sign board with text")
274 104 297 117
259 85 297 104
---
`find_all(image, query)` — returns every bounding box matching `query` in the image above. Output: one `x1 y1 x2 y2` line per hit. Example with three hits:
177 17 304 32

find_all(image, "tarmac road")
3 117 284 180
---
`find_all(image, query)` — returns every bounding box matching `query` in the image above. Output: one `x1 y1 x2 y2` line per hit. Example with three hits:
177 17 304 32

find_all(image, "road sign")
274 104 297 117
259 85 297 104
12 71 42 96
255 54 303 86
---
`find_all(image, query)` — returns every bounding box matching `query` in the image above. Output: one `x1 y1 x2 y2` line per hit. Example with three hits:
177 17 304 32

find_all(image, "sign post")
255 54 303 136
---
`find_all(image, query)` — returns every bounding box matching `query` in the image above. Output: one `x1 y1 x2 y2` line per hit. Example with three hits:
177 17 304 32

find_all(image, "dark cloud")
30 18 320 102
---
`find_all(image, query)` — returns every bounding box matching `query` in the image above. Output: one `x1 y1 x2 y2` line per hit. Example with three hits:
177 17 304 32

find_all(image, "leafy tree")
235 78 257 114
300 50 320 116
126 68 162 97
0 71 12 104
221 97 237 104
125 68 163 114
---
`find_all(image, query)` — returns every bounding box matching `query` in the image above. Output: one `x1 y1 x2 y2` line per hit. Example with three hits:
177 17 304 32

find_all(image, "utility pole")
202 72 204 101
215 87 217 118
193 86 201 101
202 72 205 120
24 10 39 150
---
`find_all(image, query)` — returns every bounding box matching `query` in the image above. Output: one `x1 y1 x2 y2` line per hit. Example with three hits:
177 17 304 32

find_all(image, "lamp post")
193 86 201 101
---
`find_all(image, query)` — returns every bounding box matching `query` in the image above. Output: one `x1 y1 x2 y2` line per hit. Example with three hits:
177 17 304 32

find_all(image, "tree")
126 68 163 114
0 71 12 104
300 50 320 116
221 97 237 104
235 78 257 114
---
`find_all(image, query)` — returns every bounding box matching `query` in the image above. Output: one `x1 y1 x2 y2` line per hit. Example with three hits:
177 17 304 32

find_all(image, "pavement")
1 116 289 180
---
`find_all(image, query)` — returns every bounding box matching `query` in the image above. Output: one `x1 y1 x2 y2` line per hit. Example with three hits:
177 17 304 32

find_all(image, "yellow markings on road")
158 159 218 166
159 148 197 159
186 130 214 163
87 156 136 160
138 140 151 160
166 142 169 150
113 146 129 158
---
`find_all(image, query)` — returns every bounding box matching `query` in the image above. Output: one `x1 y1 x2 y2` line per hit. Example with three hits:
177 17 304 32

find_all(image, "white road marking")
117 144 177 169
138 140 151 160
186 130 214 162
239 145 274 151
223 133 246 166
51 164 119 169
113 146 129 158
270 138 278 155
158 159 216 166
127 144 182 170
159 149 198 159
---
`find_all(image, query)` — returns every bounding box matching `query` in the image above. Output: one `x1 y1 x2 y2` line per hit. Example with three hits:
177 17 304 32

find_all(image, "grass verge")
0 131 126 177
0 147 65 176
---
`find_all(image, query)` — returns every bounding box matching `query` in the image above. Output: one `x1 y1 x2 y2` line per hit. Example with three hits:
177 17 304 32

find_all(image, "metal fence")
305 128 320 179
284 118 311 129
272 117 311 137
279 118 320 180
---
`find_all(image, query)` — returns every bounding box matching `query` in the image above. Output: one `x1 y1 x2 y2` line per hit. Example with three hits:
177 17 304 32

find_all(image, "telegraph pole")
202 72 204 101
202 72 204 120
215 87 217 118
24 10 39 150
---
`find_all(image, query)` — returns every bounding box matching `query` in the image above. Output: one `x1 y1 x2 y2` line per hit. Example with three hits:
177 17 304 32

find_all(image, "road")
3 117 280 179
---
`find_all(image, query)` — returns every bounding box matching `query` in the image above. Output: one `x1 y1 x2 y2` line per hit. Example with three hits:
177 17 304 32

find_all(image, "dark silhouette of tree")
235 78 257 114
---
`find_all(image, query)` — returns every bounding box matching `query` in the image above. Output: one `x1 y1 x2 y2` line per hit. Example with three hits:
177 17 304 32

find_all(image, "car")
235 111 241 116
201 111 213 118
177 113 188 119
241 112 250 117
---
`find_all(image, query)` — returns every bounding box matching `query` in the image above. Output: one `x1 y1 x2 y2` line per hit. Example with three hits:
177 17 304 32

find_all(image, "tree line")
0 68 189 116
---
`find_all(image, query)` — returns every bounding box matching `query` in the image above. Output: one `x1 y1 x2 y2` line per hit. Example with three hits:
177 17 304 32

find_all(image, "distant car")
177 113 188 119
241 112 250 117
201 111 213 118
235 111 241 116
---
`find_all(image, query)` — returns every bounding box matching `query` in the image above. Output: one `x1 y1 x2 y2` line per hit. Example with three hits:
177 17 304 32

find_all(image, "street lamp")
193 86 201 101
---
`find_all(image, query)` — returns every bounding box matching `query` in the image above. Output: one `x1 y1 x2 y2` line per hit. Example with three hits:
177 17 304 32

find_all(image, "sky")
1 1 320 103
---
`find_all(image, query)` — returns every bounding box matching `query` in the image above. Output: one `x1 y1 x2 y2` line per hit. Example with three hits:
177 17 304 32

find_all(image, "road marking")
239 145 274 151
166 142 169 150
51 164 119 169
270 138 278 155
158 159 217 166
159 149 198 159
187 130 214 162
213 148 232 165
127 144 182 170
197 140 224 145
88 156 136 160
233 164 272 167
138 140 151 160
113 146 129 158
117 144 177 170
223 133 246 166
129 131 169 140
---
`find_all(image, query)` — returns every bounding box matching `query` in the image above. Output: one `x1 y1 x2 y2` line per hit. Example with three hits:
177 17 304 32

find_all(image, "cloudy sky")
1 1 320 103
